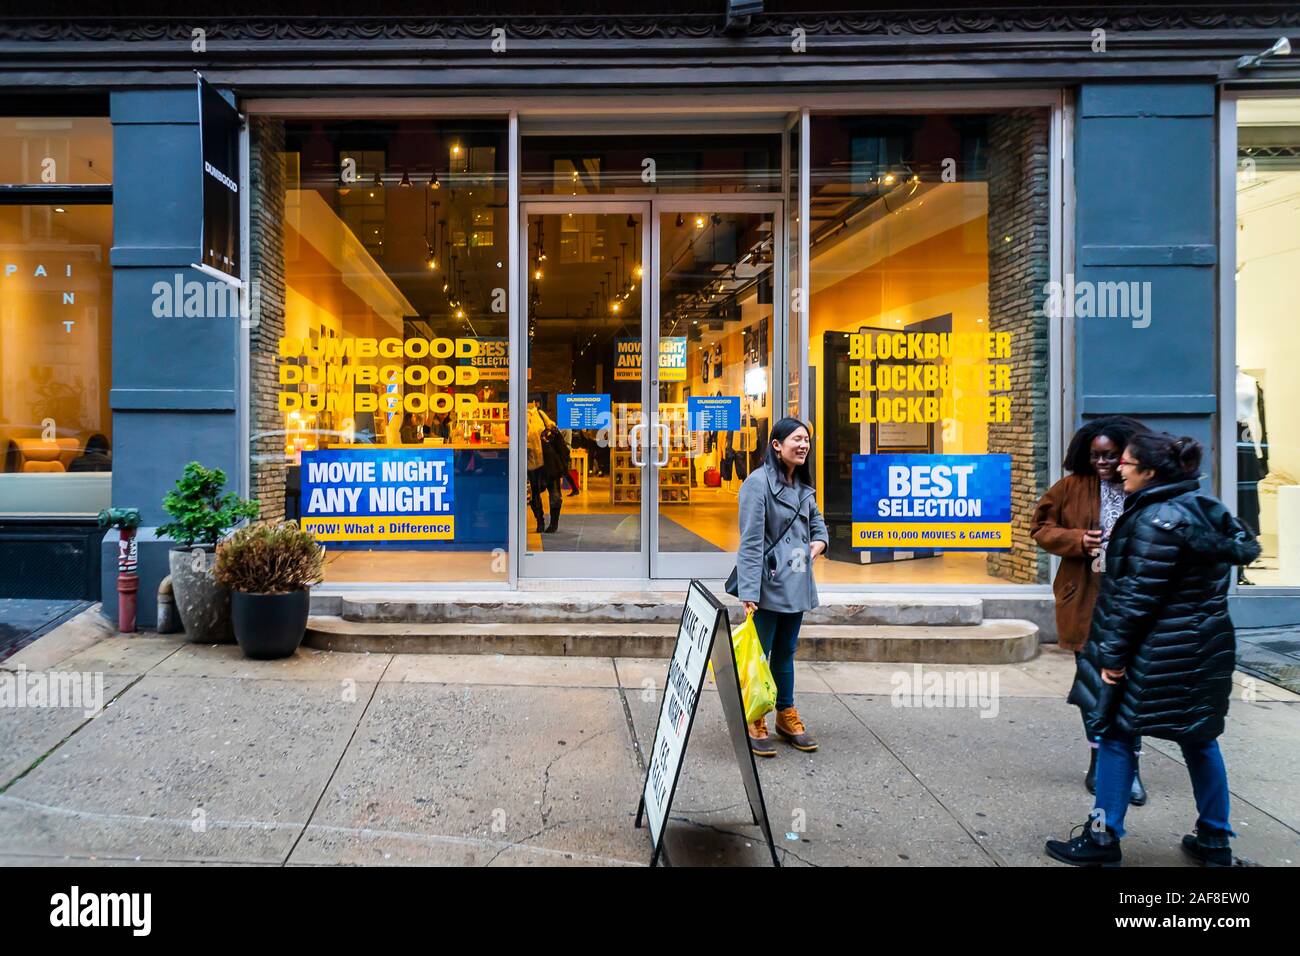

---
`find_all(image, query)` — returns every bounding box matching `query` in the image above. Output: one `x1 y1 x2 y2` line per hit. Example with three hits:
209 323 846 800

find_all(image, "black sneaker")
1045 820 1122 867
1181 831 1232 867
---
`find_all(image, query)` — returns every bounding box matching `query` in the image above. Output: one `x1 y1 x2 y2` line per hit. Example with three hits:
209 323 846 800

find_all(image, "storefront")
0 5 1296 630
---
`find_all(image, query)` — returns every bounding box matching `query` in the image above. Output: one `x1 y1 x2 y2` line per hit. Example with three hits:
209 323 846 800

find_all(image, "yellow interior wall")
0 208 113 464
808 215 990 508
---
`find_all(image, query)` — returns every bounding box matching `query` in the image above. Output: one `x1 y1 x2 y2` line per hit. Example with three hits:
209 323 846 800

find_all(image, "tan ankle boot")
748 716 776 758
775 706 818 752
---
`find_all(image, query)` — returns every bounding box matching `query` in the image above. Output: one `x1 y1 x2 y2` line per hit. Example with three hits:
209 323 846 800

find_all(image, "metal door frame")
517 195 784 580
517 199 653 579
648 197 785 580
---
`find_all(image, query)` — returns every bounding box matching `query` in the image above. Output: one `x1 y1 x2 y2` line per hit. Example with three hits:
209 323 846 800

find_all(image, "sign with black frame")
196 72 241 283
635 579 780 867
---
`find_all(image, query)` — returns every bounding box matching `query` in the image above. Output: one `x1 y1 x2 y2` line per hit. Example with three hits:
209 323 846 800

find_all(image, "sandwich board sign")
634 579 779 867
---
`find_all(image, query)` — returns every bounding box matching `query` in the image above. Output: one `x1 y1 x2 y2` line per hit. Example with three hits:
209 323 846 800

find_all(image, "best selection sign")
300 448 455 546
459 335 508 382
852 453 1011 550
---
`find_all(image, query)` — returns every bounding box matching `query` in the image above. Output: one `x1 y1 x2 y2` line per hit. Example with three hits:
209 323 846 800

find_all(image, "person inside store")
733 416 829 757
429 411 452 442
68 434 112 472
399 412 422 445
1031 415 1149 805
1045 433 1259 867
526 401 567 534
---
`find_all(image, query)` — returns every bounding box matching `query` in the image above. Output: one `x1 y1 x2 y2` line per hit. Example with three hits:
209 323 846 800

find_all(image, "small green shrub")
157 462 259 548
214 521 325 594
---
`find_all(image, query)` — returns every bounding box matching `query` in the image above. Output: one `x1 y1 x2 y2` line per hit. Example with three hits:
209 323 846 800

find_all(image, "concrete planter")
231 589 310 659
167 546 235 644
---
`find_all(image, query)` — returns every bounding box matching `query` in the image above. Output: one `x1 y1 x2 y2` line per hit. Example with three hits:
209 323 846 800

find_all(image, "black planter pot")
230 589 311 659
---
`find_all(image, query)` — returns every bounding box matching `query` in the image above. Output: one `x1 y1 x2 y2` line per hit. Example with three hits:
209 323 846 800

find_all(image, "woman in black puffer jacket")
1046 433 1260 868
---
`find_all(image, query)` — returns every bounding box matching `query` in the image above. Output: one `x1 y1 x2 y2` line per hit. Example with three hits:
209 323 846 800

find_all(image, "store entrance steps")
304 590 1040 663
304 617 1039 663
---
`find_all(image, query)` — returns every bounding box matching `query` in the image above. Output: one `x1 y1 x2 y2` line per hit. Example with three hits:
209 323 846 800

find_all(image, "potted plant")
214 521 324 659
157 462 259 644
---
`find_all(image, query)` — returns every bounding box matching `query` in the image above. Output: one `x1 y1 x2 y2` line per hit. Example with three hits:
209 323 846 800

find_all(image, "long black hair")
766 416 814 487
1063 415 1148 476
1125 432 1203 484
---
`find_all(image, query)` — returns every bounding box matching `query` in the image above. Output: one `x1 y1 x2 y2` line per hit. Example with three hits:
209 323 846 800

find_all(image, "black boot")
1085 747 1097 795
1045 818 1122 867
1180 830 1232 867
1130 759 1148 806
544 500 561 534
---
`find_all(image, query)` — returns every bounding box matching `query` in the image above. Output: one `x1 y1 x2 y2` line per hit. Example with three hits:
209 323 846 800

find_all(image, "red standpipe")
117 527 138 634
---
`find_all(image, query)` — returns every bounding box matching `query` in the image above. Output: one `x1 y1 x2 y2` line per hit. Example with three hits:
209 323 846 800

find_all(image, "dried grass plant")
214 521 325 594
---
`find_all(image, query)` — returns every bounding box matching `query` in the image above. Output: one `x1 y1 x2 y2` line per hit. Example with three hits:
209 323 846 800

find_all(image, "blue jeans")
1093 732 1234 840
751 609 802 711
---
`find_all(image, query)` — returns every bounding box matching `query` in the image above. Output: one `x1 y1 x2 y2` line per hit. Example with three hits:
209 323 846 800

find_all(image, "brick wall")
986 109 1051 585
249 117 287 522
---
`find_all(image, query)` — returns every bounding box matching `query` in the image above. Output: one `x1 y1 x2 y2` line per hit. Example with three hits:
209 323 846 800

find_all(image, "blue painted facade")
101 91 243 626
1074 84 1219 453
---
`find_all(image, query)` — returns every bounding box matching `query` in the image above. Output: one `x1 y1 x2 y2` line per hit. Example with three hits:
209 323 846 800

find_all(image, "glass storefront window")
1235 97 1300 587
249 118 510 583
0 201 113 515
521 133 781 195
806 111 1052 586
0 117 113 185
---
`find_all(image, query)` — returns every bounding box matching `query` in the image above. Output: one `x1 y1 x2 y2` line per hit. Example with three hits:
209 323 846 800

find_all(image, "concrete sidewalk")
1 610 1297 867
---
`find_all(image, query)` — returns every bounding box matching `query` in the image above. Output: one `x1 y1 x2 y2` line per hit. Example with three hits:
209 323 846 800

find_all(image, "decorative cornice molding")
1 9 1298 44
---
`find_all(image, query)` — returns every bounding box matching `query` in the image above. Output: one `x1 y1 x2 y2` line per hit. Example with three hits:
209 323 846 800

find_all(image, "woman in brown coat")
1032 416 1148 802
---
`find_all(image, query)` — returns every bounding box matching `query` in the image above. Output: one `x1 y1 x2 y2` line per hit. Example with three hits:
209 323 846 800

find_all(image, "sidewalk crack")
281 655 395 866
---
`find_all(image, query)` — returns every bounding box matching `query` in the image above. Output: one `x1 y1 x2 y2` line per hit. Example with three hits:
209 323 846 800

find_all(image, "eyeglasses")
1118 458 1139 468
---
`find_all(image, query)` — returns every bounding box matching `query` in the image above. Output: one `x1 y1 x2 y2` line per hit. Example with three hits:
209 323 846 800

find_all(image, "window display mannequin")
1236 367 1269 535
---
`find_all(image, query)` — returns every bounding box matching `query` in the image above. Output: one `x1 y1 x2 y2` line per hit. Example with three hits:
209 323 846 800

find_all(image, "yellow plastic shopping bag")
731 612 777 723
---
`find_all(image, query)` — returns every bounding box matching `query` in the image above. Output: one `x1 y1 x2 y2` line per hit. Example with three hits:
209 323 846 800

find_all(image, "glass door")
650 203 781 579
519 202 651 578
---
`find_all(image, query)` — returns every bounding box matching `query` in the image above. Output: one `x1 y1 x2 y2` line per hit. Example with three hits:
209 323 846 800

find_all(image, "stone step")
314 589 985 628
304 617 1038 664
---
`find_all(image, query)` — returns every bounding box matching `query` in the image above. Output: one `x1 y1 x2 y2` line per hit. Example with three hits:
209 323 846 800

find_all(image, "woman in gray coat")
735 416 830 757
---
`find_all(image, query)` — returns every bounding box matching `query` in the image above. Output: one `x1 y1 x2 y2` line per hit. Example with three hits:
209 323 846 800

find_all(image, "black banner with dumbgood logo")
197 73 240 280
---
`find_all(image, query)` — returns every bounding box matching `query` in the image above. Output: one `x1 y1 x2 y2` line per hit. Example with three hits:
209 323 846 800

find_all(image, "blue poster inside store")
851 453 1012 551
557 393 611 430
300 447 456 548
687 395 740 431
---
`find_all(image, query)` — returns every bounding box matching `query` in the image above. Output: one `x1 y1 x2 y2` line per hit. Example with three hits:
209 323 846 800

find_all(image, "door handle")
655 422 671 467
629 423 646 467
